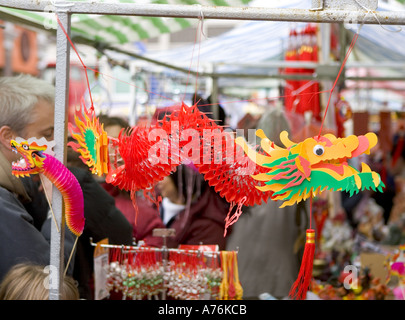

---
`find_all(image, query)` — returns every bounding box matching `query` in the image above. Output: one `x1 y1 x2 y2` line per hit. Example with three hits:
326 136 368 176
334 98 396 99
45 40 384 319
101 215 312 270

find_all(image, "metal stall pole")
49 8 71 300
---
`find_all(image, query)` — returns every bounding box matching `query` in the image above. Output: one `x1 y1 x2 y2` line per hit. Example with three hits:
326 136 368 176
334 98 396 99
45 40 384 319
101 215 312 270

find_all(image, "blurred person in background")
156 164 230 250
226 107 308 299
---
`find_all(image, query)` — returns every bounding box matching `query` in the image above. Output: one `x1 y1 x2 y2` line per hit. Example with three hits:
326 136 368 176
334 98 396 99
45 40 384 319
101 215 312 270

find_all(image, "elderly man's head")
0 74 55 163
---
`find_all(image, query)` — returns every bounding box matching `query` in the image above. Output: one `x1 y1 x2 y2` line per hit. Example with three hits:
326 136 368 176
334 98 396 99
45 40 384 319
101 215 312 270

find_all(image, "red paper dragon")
68 101 271 233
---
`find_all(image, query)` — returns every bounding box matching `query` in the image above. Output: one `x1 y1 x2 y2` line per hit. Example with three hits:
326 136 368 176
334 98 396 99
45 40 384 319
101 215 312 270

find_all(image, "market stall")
1 0 405 301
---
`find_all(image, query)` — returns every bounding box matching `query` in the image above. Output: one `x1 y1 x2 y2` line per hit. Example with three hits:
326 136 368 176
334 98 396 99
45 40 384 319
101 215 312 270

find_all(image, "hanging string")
194 9 205 102
55 8 389 137
309 191 314 256
314 1 400 139
353 0 402 33
56 12 330 123
55 14 176 107
183 18 203 103
56 14 94 110
57 11 327 117
318 30 360 138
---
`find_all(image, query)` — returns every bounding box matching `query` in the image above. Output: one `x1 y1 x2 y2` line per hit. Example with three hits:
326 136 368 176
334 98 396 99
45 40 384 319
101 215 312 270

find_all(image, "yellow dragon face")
285 131 378 180
235 130 384 207
10 139 48 177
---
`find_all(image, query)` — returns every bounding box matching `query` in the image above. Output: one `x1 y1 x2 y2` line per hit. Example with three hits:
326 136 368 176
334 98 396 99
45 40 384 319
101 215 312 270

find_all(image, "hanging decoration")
104 125 176 193
68 100 109 177
235 129 385 299
69 101 271 233
283 29 300 114
165 103 271 234
297 24 321 121
219 250 243 300
10 137 85 237
57 10 272 235
283 24 321 120
236 130 384 207
121 250 164 300
104 102 213 194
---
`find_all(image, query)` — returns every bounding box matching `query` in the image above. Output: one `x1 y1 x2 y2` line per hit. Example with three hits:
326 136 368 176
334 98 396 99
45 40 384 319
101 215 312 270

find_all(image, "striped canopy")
0 0 253 44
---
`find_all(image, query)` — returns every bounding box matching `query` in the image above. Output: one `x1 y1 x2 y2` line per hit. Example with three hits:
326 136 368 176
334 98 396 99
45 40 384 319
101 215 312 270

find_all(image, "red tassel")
289 229 315 300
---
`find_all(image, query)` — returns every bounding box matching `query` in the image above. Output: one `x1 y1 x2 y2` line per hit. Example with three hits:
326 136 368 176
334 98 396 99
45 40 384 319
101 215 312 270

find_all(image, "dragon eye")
313 145 324 156
22 144 29 150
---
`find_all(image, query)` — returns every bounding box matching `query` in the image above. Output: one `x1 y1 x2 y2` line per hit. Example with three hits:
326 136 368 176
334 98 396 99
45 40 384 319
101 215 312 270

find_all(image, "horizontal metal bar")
2 1 405 25
215 61 405 69
100 46 405 82
103 48 405 82
89 238 225 255
346 75 405 81
101 45 316 80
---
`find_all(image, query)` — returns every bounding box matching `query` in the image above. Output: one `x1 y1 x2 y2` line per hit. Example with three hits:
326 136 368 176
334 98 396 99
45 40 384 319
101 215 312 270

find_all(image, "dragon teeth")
12 158 26 169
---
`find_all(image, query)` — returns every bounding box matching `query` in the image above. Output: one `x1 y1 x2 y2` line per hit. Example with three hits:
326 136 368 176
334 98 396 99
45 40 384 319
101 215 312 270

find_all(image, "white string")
194 4 208 40
50 0 75 8
292 80 317 96
353 0 402 33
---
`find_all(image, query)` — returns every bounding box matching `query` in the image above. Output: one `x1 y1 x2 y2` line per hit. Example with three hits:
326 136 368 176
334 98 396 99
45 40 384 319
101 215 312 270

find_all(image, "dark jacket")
0 151 75 283
68 167 133 300
164 186 230 250
101 183 165 247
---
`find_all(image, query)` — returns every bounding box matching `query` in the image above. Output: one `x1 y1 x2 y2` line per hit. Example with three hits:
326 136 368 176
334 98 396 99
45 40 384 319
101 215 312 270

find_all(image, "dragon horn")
235 136 272 166
280 130 295 148
256 129 281 154
364 132 378 154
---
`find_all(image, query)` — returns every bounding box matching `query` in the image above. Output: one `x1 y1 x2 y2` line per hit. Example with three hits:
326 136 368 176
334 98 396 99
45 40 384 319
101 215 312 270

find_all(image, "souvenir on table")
386 244 405 300
219 250 243 300
104 245 229 300
310 270 390 300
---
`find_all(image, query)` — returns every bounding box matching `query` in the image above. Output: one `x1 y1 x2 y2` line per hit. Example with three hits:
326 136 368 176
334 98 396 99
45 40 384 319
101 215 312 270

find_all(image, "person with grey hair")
0 74 133 300
0 74 76 284
0 73 55 142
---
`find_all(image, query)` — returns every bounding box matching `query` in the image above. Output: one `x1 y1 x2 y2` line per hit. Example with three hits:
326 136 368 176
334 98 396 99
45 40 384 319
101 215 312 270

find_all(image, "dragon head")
236 130 385 207
10 138 53 177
